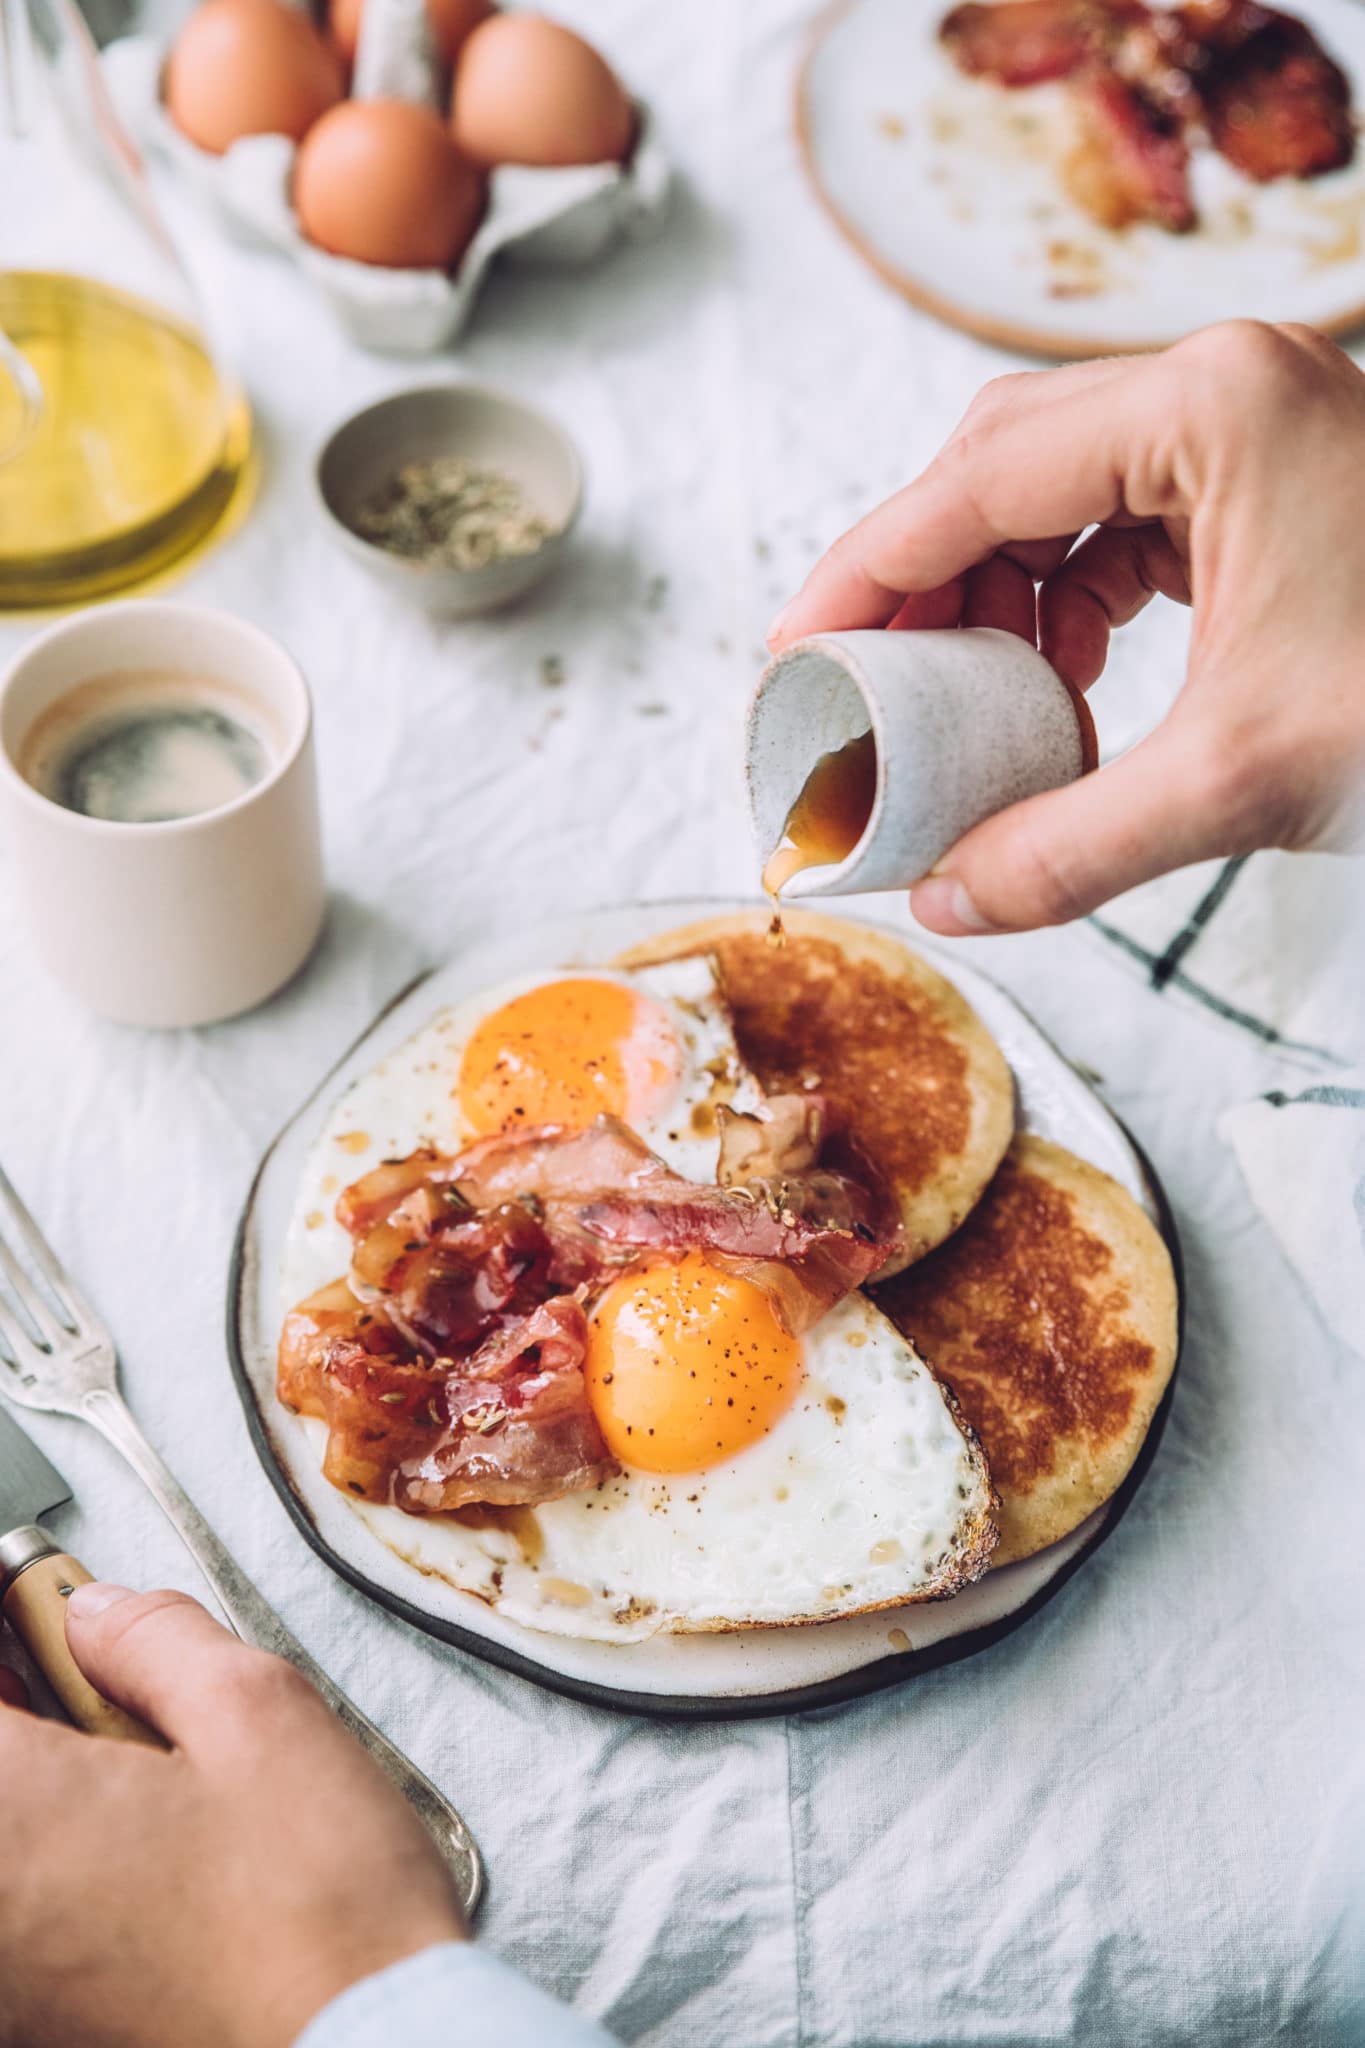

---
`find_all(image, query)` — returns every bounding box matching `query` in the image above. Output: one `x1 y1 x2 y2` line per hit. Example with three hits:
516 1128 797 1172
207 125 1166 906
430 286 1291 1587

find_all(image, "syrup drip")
761 727 878 904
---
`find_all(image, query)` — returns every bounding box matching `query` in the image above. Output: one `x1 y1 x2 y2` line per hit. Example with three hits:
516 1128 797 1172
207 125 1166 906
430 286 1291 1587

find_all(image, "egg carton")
99 22 671 354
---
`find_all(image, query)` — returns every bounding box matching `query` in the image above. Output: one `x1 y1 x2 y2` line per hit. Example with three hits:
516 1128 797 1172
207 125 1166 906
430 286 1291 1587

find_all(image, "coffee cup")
0 601 324 1028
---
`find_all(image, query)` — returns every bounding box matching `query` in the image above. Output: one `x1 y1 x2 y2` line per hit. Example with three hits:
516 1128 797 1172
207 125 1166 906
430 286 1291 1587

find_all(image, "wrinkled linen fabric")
3 1 1362 2042
1220 1074 1365 1364
296 1943 620 2048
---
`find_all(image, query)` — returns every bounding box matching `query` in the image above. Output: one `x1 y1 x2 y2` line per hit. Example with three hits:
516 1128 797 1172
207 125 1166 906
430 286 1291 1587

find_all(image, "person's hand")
768 320 1365 934
0 1585 466 2048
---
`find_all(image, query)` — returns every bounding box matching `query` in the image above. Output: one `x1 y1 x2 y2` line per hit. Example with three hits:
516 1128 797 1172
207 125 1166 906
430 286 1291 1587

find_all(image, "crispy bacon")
283 1110 901 1515
335 1149 454 1236
581 1183 885 1335
939 0 1126 84
450 1115 897 1334
937 0 1354 236
939 0 1197 227
278 1278 405 1414
396 1302 607 1512
278 1282 611 1512
356 1202 556 1357
450 1116 662 1210
1177 0 1354 180
306 1337 449 1504
346 1117 896 1337
1064 71 1197 229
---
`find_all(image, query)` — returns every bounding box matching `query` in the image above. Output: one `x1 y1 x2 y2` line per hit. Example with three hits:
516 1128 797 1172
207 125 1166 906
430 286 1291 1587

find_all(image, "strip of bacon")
397 1301 608 1513
1063 71 1197 229
939 0 1129 85
450 1114 897 1333
278 1277 402 1416
352 1201 556 1357
937 0 1353 217
1177 0 1354 180
278 1282 612 1512
283 1110 902 1516
344 1116 897 1347
449 1116 664 1210
335 1149 453 1236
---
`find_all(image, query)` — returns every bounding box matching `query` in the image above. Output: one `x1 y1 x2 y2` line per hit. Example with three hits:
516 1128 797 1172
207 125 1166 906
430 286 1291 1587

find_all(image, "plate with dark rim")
227 899 1183 1721
798 0 1365 359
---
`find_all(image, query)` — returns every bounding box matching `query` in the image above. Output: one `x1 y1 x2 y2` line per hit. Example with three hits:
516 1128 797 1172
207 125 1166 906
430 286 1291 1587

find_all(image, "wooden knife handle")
2 1553 162 1747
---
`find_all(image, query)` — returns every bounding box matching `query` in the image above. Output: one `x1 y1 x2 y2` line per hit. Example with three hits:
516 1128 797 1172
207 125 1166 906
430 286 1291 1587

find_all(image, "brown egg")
450 14 635 168
293 99 487 270
165 0 345 155
329 0 492 71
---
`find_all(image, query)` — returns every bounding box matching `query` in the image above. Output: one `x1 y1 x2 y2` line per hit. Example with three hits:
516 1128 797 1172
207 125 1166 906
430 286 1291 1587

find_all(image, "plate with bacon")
798 0 1365 356
229 903 1182 1717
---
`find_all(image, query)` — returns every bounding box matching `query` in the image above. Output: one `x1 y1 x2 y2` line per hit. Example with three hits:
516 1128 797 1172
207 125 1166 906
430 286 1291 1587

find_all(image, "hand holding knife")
0 1406 157 1745
0 1159 481 1916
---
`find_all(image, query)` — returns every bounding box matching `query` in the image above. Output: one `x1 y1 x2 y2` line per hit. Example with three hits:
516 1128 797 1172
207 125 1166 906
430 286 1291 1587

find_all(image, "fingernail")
66 1582 135 1618
910 875 1002 936
764 602 794 650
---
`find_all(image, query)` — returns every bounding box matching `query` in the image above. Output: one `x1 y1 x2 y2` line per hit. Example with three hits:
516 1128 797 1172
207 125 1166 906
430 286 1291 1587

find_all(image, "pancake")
616 909 1015 1277
873 1134 1178 1566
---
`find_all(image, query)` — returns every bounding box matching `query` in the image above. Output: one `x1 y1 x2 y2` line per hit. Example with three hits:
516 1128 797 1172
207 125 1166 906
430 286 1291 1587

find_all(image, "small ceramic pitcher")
746 627 1096 898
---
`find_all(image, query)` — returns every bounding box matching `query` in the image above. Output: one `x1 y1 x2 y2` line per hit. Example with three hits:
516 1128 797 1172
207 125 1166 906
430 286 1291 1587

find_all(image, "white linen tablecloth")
3 2 1362 2041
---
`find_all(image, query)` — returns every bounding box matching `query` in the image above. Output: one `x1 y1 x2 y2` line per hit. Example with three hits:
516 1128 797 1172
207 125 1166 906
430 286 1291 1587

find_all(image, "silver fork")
0 1160 483 1919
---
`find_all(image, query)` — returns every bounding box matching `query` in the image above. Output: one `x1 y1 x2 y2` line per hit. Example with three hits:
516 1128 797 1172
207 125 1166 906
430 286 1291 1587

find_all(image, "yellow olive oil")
0 272 251 607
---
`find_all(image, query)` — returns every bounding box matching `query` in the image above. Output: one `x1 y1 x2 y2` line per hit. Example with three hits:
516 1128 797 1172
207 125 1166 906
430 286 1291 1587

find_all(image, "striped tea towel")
1219 1077 1365 1360
1087 847 1365 1072
1091 844 1363 1354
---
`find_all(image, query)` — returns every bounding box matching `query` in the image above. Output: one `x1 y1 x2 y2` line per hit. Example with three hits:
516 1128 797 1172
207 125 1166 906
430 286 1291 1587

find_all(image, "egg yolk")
585 1252 802 1473
457 978 681 1135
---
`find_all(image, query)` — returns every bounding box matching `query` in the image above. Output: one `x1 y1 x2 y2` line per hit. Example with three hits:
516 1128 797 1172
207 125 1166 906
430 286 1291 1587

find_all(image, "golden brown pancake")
873 1134 1179 1566
616 909 1015 1277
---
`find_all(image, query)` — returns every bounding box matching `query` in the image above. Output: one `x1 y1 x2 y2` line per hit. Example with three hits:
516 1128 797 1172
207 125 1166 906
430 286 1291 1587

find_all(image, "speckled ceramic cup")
747 627 1096 898
0 602 324 1029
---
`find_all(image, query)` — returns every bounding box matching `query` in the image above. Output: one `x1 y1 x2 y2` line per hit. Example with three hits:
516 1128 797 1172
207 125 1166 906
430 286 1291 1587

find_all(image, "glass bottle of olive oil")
0 272 251 607
0 0 252 606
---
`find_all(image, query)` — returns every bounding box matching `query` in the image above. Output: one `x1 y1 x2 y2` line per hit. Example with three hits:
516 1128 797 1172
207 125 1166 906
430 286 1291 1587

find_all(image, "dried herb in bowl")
351 457 553 570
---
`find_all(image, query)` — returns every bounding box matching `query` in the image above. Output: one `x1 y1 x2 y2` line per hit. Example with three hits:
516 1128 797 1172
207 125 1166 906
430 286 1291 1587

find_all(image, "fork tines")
0 1161 97 1368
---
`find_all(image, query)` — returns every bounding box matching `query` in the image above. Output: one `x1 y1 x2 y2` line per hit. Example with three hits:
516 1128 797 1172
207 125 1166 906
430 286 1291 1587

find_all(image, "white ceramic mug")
747 627 1097 898
0 602 324 1028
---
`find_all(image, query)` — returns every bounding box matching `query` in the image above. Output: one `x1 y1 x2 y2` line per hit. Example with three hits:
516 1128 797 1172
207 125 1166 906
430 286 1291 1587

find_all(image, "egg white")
281 954 763 1300
288 1288 990 1642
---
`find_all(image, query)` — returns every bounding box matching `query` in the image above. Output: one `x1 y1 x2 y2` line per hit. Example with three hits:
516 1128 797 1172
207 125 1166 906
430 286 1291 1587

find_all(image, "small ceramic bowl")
314 383 583 616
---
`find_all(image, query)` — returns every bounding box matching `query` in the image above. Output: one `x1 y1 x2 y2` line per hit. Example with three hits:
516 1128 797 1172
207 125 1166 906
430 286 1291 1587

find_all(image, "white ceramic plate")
799 0 1365 356
229 900 1182 1718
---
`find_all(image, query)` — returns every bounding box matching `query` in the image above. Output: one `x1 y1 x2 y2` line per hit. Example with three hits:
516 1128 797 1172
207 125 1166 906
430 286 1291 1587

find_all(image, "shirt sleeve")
293 1941 621 2048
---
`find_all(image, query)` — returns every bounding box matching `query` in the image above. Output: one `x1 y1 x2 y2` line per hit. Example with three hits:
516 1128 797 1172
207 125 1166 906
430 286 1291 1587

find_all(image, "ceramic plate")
228 900 1183 1719
799 0 1365 356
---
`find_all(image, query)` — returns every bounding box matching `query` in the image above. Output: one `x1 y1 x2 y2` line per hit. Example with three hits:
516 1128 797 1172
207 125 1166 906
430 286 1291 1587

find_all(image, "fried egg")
286 954 763 1287
325 1277 996 1641
279 956 997 1642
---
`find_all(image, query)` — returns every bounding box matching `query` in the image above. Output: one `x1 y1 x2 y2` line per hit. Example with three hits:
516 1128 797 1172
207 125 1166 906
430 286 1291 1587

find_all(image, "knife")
0 1405 158 1745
